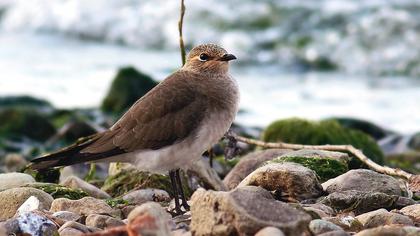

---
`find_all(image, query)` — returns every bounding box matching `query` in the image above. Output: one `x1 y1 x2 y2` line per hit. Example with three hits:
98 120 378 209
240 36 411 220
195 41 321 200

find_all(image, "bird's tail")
29 133 123 170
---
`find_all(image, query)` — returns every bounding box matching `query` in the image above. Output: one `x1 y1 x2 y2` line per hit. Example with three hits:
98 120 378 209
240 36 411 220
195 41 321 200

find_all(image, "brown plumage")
31 44 239 173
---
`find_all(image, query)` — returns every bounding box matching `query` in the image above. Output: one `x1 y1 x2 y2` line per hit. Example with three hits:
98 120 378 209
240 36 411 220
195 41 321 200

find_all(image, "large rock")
269 149 349 181
309 219 345 235
262 118 384 166
85 214 125 229
122 189 171 205
0 187 53 221
400 204 420 226
301 203 335 218
2 154 28 173
223 149 292 189
319 190 410 215
255 227 285 236
354 225 420 236
322 169 408 196
238 162 324 201
58 221 99 235
50 197 117 217
101 66 158 114
0 108 56 141
0 172 35 190
127 202 172 236
326 117 389 140
355 209 413 228
190 186 312 236
61 176 111 199
16 211 58 236
323 216 363 232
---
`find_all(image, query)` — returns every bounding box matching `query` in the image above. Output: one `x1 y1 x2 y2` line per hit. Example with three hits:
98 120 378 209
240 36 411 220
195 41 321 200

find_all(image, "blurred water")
0 1 419 133
0 33 419 134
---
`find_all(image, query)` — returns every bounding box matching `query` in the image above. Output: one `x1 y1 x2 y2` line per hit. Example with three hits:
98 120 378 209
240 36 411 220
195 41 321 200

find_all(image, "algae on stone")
105 198 129 208
262 118 384 167
101 67 158 114
25 183 88 200
102 168 190 198
0 108 56 141
269 156 348 182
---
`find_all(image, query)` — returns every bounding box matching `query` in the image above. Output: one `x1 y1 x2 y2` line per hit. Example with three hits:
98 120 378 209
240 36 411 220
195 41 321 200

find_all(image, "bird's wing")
31 70 208 169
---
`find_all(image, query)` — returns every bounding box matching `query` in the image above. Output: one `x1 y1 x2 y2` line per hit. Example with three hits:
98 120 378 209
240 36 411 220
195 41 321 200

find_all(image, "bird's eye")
199 53 209 62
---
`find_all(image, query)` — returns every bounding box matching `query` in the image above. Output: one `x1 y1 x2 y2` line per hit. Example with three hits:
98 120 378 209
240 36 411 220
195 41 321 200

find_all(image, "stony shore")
0 67 419 236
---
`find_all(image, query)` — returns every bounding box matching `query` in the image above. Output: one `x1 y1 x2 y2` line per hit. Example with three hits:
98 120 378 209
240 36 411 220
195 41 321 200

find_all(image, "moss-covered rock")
0 95 51 109
386 152 420 174
325 117 389 140
24 183 88 200
262 118 384 167
105 198 129 208
101 67 158 114
0 108 56 141
268 149 349 182
24 167 61 184
101 168 190 198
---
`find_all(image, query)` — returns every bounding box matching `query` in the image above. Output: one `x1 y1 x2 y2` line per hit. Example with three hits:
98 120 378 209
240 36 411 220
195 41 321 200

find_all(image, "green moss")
101 168 191 198
25 183 88 200
105 198 129 208
262 118 384 167
0 108 56 141
101 67 158 115
269 156 348 181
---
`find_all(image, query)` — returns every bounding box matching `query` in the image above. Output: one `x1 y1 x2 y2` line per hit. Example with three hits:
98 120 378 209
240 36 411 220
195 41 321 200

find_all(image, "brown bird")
31 44 239 214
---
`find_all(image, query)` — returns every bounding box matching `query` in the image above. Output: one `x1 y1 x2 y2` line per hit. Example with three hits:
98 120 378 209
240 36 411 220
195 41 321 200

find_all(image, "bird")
30 43 239 215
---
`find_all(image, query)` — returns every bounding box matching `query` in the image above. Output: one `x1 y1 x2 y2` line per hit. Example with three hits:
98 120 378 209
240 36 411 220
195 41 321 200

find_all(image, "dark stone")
101 66 158 114
326 117 390 140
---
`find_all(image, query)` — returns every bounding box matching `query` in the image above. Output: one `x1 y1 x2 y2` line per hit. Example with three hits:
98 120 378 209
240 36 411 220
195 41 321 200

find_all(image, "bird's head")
184 44 236 74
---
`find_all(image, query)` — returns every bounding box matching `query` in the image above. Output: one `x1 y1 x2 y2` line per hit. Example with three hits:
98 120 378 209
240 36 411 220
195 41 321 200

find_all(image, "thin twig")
232 134 413 180
178 0 186 65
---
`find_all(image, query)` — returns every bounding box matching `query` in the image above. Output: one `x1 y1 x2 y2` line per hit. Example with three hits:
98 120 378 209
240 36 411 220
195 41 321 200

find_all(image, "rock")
309 219 344 235
122 189 171 205
61 176 111 199
52 211 81 222
223 149 292 189
262 118 384 166
323 216 363 232
269 149 349 181
400 204 420 226
102 168 181 198
355 208 413 228
16 196 41 215
24 182 88 200
0 172 35 190
86 214 125 229
0 108 56 141
318 231 350 236
326 117 389 140
50 197 117 217
0 218 20 236
319 190 407 215
101 66 158 114
322 169 408 197
302 203 335 218
238 162 324 201
127 202 172 236
0 95 51 109
409 132 420 151
16 211 58 236
2 153 28 172
190 186 312 236
58 120 98 144
0 187 53 221
189 158 228 191
354 225 420 236
409 175 420 200
255 227 285 236
58 221 99 235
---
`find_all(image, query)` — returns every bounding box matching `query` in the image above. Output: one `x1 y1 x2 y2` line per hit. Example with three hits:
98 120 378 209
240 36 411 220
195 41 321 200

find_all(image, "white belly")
111 111 236 174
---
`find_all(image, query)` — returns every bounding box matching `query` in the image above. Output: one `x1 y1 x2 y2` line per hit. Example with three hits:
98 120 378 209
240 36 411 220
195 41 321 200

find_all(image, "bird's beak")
219 53 237 61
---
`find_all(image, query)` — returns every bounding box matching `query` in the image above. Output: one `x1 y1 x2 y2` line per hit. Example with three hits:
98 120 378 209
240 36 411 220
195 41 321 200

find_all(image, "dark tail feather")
30 134 125 170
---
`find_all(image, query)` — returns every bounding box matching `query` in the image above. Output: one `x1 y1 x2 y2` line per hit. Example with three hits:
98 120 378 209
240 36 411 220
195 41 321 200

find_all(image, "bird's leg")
175 169 190 211
169 170 183 215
